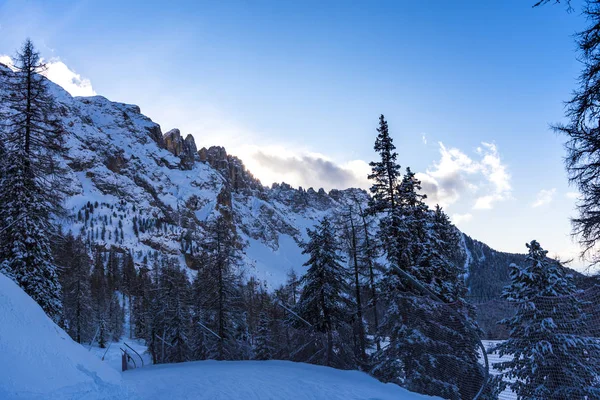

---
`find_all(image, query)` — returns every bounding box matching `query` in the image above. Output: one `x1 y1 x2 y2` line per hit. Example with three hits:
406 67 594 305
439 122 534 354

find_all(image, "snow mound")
123 360 436 400
0 273 123 399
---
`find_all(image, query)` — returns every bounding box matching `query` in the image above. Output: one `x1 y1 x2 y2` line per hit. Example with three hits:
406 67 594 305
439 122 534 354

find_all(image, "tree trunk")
357 201 380 351
348 207 366 360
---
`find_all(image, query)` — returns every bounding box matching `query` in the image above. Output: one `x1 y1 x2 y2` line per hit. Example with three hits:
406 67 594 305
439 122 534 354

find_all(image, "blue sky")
0 0 590 266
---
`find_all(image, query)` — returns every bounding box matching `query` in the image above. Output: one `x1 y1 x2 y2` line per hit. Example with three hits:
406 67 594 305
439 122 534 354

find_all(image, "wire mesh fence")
381 295 491 400
481 285 600 400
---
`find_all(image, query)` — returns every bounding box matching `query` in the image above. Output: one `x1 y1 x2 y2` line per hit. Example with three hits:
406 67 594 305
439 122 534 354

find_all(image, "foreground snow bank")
0 273 122 399
123 360 436 400
0 272 435 399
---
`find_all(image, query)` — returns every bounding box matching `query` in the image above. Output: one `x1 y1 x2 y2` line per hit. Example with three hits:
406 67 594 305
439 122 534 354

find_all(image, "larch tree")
193 215 245 361
0 39 66 321
56 233 94 344
551 0 600 265
90 250 108 348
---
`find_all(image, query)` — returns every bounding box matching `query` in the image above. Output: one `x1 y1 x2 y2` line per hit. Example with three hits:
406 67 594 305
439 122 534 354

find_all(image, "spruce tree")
492 240 600 399
294 217 353 368
373 169 484 399
368 114 401 214
0 39 66 321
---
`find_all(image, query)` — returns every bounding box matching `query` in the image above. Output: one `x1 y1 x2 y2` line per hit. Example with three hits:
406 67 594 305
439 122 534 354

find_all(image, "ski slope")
0 272 435 400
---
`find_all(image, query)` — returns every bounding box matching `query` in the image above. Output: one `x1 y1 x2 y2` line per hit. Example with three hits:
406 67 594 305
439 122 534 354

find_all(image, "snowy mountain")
0 61 539 295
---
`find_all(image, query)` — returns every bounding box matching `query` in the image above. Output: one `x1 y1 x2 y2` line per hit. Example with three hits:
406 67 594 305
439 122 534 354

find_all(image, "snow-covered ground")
0 273 122 400
482 340 515 400
0 272 435 400
123 360 435 400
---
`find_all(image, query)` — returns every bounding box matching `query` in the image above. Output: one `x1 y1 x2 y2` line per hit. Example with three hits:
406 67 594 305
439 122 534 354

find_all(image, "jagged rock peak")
198 146 262 191
163 129 198 169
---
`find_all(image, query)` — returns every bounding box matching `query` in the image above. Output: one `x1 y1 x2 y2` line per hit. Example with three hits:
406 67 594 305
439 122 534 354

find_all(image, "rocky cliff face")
163 128 198 170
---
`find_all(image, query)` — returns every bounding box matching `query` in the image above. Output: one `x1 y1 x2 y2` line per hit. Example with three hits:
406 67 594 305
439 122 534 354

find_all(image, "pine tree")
492 240 600 399
294 217 353 368
368 114 401 214
0 39 66 321
56 233 94 343
373 170 484 399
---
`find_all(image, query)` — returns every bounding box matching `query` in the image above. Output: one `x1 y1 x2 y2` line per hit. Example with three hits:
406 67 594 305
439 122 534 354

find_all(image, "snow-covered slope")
123 360 435 400
0 273 122 400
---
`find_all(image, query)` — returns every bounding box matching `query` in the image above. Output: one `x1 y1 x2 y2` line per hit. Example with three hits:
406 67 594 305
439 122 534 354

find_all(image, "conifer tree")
254 311 273 360
492 240 600 399
368 114 401 214
107 291 124 341
91 250 108 348
122 252 136 297
373 169 484 399
133 265 152 340
294 217 353 368
189 271 209 361
193 215 245 361
56 233 94 343
157 259 190 363
0 39 66 321
106 249 121 291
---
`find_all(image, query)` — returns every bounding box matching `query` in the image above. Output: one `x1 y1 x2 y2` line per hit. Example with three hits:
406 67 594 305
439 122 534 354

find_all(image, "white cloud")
421 133 427 145
0 55 16 71
566 191 579 200
0 55 95 97
418 141 511 210
235 144 370 191
452 213 473 225
473 195 496 210
532 188 557 208
42 58 96 97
